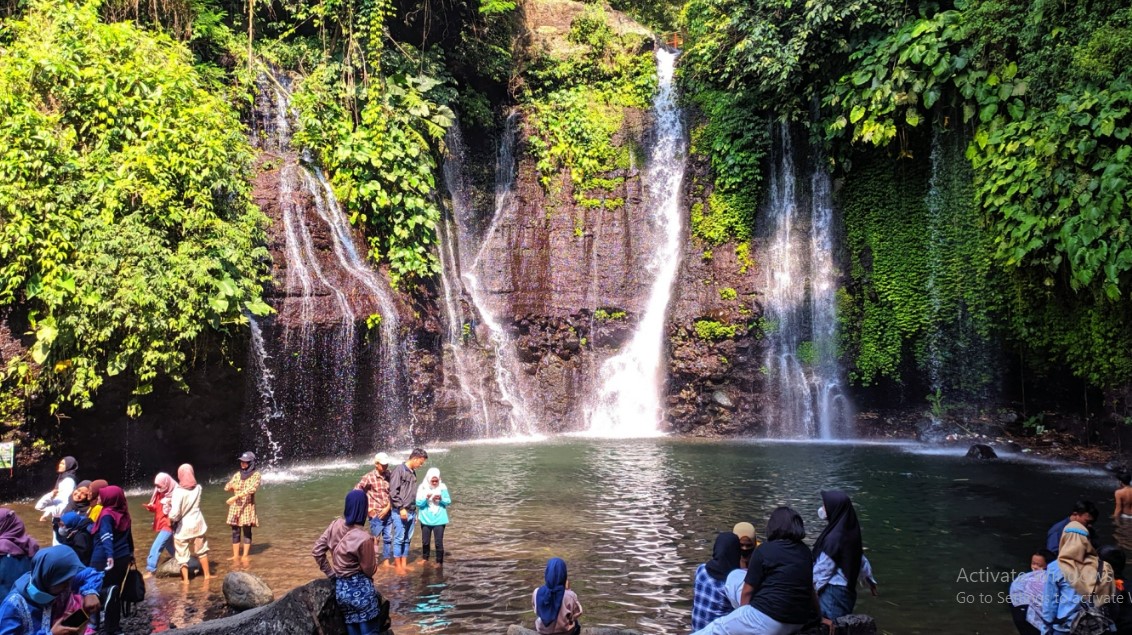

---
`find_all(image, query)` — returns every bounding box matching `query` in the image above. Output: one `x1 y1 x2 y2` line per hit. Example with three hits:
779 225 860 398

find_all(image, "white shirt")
813 552 877 590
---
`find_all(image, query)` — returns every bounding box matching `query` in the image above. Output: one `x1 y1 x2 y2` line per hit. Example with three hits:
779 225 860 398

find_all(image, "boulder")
966 444 998 460
712 390 734 409
223 571 275 610
508 627 640 635
172 578 393 635
157 556 202 578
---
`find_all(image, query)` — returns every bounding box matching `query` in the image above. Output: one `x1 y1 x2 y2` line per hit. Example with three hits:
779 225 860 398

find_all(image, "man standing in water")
388 448 428 572
1114 472 1132 519
355 452 393 561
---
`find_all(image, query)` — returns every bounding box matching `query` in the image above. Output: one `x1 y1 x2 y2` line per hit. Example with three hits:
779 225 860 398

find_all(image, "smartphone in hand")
60 610 88 628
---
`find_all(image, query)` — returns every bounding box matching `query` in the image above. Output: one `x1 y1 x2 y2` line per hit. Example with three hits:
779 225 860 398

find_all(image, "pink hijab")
148 472 176 507
177 464 197 489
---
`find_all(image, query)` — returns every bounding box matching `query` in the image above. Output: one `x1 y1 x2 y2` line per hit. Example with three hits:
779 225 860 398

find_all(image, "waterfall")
925 130 945 404
243 69 408 457
464 112 537 437
585 48 686 436
247 317 284 465
761 124 851 438
438 125 494 430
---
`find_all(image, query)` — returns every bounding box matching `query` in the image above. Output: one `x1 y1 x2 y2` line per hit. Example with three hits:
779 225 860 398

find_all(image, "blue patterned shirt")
692 564 731 630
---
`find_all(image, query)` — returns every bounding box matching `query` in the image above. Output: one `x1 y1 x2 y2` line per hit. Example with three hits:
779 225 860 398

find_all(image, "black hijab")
812 490 863 586
55 457 78 487
704 532 742 581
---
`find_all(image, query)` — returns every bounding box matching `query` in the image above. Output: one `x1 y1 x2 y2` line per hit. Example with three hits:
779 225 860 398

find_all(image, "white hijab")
417 468 444 509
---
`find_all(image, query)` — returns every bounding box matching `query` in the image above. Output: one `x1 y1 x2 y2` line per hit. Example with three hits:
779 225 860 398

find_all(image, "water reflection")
1 439 1118 634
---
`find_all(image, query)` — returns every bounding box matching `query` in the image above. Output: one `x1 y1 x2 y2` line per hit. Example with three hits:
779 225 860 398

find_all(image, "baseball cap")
238 451 256 463
373 452 391 466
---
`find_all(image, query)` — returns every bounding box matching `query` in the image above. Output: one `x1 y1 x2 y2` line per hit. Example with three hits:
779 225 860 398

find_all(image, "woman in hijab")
312 490 384 635
692 532 741 630
86 481 108 524
532 557 583 635
54 513 93 567
0 545 103 635
1044 521 1115 633
812 490 878 619
34 458 78 532
89 486 135 635
414 467 451 564
0 510 40 599
224 452 261 562
142 473 177 577
167 464 211 584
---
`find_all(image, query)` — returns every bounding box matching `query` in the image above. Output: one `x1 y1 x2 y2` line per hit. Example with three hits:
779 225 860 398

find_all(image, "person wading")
224 452 262 562
354 453 392 562
168 464 212 583
388 448 428 572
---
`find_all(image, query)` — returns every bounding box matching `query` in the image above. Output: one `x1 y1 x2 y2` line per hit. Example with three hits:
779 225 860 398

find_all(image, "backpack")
1070 600 1116 635
56 521 94 566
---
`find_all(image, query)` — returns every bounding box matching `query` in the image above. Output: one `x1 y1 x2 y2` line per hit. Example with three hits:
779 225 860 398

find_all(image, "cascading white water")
761 124 851 438
585 48 686 437
809 165 852 438
243 70 408 457
439 125 493 428
247 317 284 465
464 112 537 437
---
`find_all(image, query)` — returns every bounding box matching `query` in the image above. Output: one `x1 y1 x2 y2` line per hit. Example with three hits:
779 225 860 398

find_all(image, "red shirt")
144 492 173 533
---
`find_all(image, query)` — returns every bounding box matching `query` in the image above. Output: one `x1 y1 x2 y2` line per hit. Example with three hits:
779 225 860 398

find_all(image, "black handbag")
120 561 146 613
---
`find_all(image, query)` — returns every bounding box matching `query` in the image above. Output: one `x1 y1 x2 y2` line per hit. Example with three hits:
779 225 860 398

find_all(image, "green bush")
694 319 739 340
0 0 269 414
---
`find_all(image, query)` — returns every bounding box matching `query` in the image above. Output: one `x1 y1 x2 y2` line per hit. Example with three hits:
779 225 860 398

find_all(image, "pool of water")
4 438 1119 634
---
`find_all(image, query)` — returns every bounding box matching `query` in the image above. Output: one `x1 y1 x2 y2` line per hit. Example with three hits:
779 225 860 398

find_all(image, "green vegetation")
694 319 738 340
682 0 1132 401
0 0 269 418
523 3 656 209
594 308 628 321
718 287 737 301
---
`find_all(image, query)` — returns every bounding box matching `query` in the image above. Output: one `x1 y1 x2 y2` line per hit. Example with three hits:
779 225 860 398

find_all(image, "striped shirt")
355 469 391 519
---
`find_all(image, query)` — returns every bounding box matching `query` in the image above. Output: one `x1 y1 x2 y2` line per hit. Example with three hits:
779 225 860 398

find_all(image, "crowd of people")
1007 473 1132 635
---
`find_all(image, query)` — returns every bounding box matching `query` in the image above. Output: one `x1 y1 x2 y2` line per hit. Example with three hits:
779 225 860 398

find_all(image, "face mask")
25 582 56 605
818 506 827 521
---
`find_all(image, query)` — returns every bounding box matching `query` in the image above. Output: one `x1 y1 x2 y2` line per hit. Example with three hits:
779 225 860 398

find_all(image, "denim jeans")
392 511 416 558
146 529 175 572
370 514 395 560
819 583 857 620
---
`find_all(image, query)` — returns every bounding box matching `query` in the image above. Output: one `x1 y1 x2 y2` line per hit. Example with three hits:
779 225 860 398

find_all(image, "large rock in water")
223 571 274 610
172 578 392 635
966 444 998 460
157 556 201 578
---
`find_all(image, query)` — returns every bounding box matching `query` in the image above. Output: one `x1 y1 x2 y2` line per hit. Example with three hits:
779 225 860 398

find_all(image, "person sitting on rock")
312 490 387 635
733 522 758 569
532 557 582 635
812 490 878 620
692 532 741 630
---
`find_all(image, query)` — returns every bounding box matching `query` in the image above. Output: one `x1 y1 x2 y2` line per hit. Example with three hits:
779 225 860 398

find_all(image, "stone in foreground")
223 571 275 610
966 443 998 459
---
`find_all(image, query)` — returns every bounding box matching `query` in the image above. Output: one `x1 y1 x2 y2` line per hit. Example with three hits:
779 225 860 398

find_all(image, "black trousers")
421 524 445 561
101 558 131 634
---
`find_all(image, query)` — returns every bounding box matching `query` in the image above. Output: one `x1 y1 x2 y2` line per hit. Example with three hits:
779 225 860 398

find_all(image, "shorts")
175 535 210 565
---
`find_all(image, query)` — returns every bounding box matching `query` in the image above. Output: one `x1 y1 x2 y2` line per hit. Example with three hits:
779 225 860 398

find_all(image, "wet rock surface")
223 571 275 610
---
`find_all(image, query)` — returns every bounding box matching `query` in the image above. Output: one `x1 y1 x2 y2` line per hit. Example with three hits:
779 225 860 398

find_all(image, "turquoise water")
5 438 1117 634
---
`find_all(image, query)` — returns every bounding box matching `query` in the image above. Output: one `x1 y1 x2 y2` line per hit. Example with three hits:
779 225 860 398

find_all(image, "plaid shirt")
692 564 731 631
355 469 391 519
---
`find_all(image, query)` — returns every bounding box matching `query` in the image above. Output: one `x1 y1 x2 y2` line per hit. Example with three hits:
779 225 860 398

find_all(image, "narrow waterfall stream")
439 125 494 429
463 113 537 437
761 124 851 438
586 48 686 436
243 70 408 457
